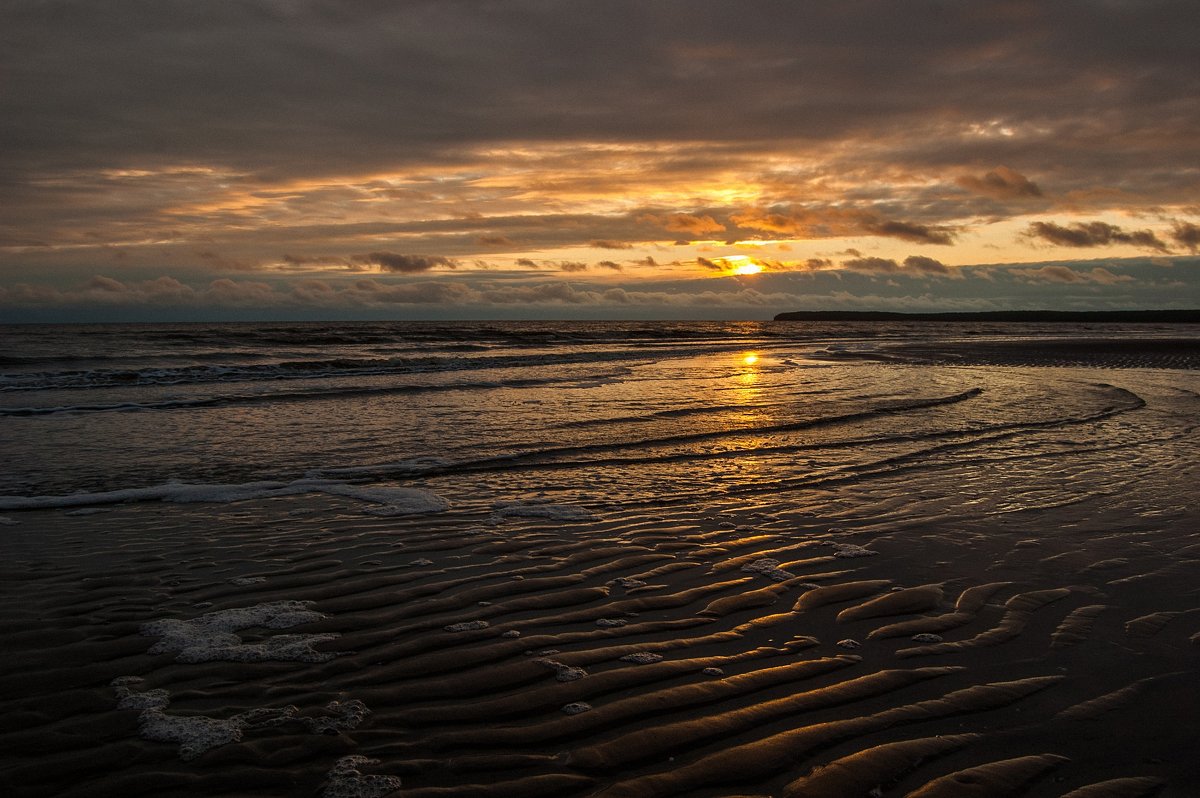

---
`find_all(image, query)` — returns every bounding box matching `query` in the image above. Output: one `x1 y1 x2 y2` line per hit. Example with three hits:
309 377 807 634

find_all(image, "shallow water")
1 321 1198 797
2 320 1196 500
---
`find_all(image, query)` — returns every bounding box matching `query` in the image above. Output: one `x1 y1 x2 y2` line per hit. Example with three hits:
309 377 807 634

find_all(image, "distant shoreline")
773 309 1200 323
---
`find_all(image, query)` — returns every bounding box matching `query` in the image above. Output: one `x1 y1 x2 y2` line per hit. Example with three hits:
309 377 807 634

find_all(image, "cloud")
1170 221 1200 252
866 220 955 246
731 207 956 245
1024 221 1169 252
956 166 1043 199
557 261 589 272
902 255 957 278
351 252 460 273
477 235 515 246
588 239 633 249
281 253 354 269
643 213 726 235
835 254 958 279
597 260 623 270
1010 265 1134 285
798 258 833 271
842 256 901 274
196 250 254 271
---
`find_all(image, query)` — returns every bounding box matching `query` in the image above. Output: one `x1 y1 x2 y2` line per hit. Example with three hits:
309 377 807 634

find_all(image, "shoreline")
773 309 1200 323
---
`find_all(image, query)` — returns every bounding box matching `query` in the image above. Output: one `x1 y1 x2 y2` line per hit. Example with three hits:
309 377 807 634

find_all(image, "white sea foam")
0 478 449 515
111 677 170 710
829 543 878 559
444 620 489 632
596 618 628 628
141 601 339 663
112 678 300 760
322 755 402 798
742 558 796 581
491 501 596 522
139 704 299 761
537 659 587 682
305 699 371 735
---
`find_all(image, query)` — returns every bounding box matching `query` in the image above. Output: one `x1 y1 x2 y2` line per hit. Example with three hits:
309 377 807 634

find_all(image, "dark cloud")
282 253 352 268
352 252 459 273
838 255 958 279
696 257 724 271
588 239 633 249
1010 265 1134 285
842 256 901 273
865 220 956 246
732 207 956 245
642 213 726 235
195 250 254 271
597 260 623 271
1025 221 1169 252
956 167 1043 199
557 261 588 272
903 255 955 277
1170 221 1200 252
1 2 1197 318
515 258 538 267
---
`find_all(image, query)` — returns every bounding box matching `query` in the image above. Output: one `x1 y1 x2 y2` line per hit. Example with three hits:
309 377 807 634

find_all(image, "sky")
2 0 1199 322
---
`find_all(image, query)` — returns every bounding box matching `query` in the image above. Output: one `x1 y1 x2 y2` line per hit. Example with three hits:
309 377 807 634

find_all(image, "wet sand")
2 347 1199 797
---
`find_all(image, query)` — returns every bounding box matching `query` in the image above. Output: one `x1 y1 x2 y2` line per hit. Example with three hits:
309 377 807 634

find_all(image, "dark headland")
773 309 1200 322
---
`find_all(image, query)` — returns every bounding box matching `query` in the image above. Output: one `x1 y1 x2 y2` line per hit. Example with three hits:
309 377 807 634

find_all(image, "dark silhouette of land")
773 309 1200 323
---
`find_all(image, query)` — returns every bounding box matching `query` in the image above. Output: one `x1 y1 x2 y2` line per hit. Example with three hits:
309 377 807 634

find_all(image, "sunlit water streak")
1 320 1197 500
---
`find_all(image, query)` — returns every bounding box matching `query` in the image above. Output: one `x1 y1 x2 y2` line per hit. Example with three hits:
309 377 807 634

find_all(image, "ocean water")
1 320 1197 504
4 320 1200 796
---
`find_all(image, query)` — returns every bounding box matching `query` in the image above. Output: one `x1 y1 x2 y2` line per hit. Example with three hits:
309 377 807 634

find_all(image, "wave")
0 345 732 393
315 388 985 480
0 367 636 417
0 478 448 512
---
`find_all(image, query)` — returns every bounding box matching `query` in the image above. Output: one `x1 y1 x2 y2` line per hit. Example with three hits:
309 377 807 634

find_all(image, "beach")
1 321 1198 797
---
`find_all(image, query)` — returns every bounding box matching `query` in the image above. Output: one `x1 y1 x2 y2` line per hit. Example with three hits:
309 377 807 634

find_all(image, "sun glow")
715 255 765 275
742 352 759 366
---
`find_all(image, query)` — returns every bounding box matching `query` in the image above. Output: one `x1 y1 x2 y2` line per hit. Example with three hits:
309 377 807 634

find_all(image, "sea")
3 319 1200 796
1 319 1197 505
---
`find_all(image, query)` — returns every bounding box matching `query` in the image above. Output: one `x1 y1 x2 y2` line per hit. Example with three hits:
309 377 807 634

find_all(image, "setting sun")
732 262 763 275
742 352 759 365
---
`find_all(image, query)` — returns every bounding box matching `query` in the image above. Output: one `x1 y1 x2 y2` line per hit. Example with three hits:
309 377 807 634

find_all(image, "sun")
732 262 763 275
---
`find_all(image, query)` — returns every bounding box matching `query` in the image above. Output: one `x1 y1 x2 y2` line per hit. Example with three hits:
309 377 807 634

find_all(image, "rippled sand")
2 354 1198 797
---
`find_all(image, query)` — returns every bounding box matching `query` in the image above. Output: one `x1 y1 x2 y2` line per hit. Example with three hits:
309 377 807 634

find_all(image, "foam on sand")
141 600 340 663
491 500 596 522
322 756 402 798
112 678 299 760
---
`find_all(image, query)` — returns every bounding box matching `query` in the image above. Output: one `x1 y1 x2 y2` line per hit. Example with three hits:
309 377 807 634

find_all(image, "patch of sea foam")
322 755 402 798
141 601 340 663
113 678 373 758
112 678 298 760
491 499 596 522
